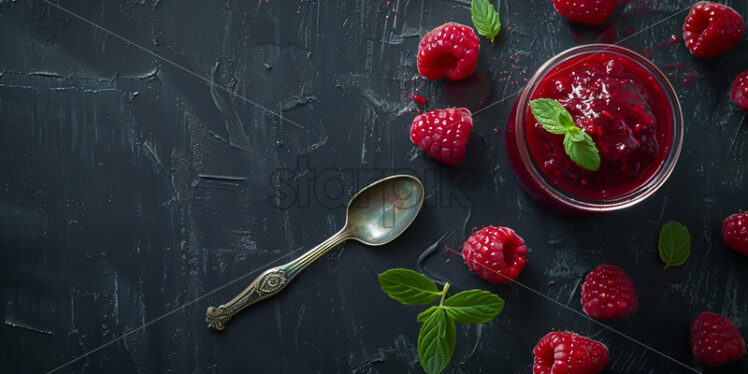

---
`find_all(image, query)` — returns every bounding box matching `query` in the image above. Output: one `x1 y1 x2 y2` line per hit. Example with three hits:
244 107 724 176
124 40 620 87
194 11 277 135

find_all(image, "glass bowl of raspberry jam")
506 44 683 214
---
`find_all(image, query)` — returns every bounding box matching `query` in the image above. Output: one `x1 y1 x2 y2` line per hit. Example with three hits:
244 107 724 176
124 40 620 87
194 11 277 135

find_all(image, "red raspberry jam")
507 45 683 213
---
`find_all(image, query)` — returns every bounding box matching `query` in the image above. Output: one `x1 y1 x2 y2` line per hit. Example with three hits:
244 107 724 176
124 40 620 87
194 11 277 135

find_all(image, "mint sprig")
530 98 600 171
378 269 504 374
471 0 501 44
658 220 691 270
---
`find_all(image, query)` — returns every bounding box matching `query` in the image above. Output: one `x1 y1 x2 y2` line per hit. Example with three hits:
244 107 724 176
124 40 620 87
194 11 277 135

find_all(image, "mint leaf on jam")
530 98 601 171
378 268 441 305
528 98 574 134
563 131 600 172
658 221 691 270
471 0 501 44
378 269 503 374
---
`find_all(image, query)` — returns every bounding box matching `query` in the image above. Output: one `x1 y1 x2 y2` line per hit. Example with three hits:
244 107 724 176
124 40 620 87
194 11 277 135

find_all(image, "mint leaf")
565 128 587 143
529 98 572 134
378 268 441 305
558 108 576 130
658 221 690 270
417 306 440 322
563 131 600 171
530 98 600 171
471 0 501 44
417 308 456 374
442 290 504 324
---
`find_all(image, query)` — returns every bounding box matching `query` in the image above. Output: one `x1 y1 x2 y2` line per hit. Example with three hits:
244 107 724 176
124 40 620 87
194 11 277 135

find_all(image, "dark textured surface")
1 0 747 373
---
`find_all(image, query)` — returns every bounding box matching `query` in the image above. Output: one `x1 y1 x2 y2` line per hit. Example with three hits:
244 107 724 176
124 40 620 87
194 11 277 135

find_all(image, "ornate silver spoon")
206 174 425 330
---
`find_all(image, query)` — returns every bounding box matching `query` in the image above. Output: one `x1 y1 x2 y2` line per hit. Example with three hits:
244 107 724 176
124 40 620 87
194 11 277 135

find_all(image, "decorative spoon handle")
206 229 349 330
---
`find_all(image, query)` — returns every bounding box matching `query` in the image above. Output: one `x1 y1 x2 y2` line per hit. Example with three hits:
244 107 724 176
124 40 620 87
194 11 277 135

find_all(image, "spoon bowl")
345 175 425 246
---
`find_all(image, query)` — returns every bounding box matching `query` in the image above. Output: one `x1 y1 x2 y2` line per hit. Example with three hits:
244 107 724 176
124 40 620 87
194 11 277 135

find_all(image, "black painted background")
1 0 747 373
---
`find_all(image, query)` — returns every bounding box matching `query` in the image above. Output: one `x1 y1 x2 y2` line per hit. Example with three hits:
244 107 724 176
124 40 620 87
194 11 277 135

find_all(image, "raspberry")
722 212 748 257
533 331 609 374
551 0 618 26
583 337 609 373
731 70 748 112
417 23 479 81
409 107 473 166
581 265 638 320
690 312 746 367
461 226 527 284
682 2 745 58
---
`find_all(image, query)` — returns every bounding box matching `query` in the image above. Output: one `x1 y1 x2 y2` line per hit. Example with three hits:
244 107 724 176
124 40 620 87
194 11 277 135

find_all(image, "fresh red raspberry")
581 265 638 320
722 212 748 256
410 107 472 166
682 2 745 58
583 337 610 373
731 70 748 112
533 331 609 374
551 0 618 26
690 312 746 367
461 226 527 284
417 23 479 81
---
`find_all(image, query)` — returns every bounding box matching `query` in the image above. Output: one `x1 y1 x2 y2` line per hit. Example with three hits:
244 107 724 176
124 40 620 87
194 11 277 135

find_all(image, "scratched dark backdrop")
1 0 747 373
